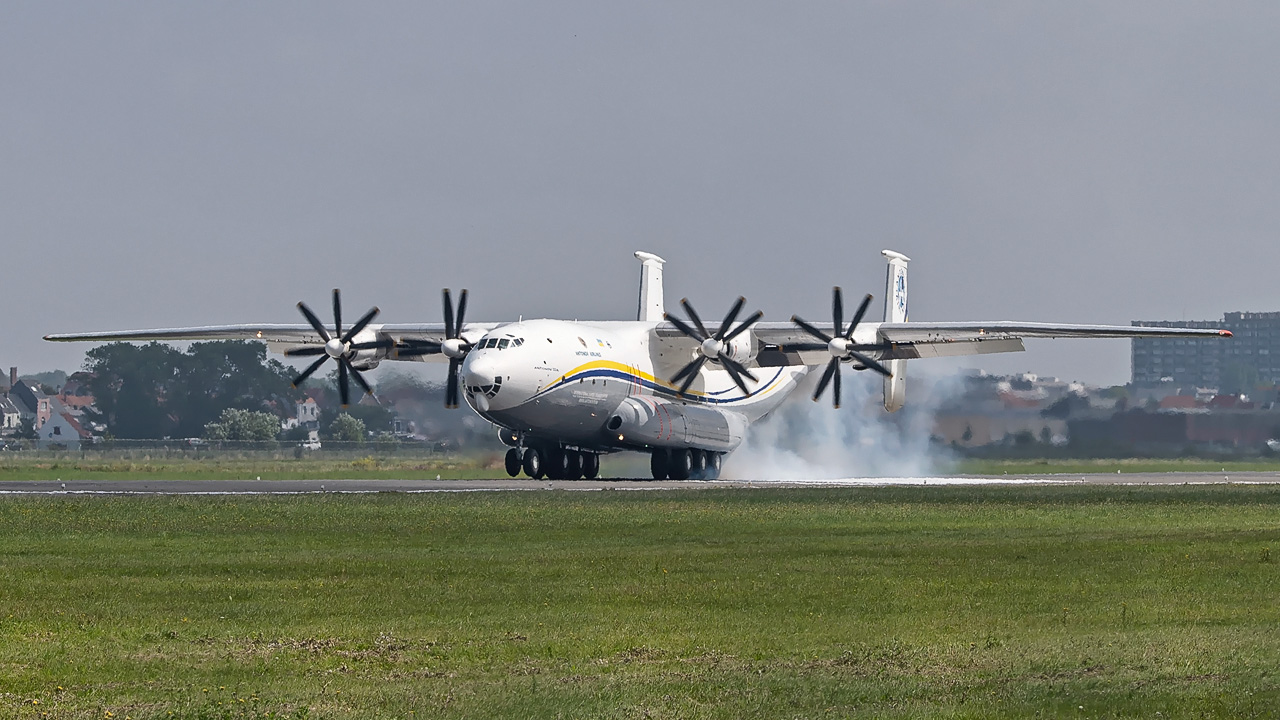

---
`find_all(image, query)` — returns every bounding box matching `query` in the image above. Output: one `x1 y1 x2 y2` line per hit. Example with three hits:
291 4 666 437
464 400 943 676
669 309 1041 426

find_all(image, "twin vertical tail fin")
881 250 910 412
634 251 667 322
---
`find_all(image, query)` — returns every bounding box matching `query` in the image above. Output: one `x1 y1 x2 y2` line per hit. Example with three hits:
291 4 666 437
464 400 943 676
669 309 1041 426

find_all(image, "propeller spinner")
393 289 472 408
666 296 763 397
791 288 892 409
286 289 392 407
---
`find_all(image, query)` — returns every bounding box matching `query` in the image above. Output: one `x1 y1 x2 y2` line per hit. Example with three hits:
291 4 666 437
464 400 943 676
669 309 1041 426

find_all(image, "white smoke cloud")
722 367 963 480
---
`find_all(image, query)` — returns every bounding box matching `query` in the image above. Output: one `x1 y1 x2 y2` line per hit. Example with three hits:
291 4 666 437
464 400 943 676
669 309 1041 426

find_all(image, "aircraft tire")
650 450 669 480
669 449 692 481
523 447 545 479
690 449 707 478
545 449 568 480
504 448 522 477
565 450 583 480
706 452 722 480
582 453 600 479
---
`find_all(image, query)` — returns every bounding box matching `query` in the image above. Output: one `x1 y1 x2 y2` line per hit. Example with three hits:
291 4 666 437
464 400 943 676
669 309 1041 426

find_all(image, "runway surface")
2 472 1279 494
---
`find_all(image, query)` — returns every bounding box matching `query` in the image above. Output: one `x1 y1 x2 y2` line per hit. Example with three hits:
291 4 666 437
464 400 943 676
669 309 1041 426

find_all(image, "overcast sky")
4 2 1278 386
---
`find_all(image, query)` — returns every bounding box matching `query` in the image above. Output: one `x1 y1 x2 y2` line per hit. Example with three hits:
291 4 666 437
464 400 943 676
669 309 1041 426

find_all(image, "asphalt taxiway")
1 472 1278 495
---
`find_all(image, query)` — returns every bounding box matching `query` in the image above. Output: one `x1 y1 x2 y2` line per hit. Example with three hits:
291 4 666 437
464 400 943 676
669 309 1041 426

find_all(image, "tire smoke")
722 369 960 480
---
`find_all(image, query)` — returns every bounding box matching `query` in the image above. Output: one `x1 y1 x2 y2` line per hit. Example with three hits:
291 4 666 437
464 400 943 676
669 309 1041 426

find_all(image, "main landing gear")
506 447 600 480
649 448 723 480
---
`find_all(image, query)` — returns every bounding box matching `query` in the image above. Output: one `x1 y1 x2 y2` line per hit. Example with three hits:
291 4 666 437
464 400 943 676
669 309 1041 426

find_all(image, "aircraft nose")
464 357 500 388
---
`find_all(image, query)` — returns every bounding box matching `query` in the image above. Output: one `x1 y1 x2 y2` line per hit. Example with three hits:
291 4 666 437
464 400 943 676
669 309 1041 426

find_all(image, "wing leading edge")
723 320 1231 367
43 323 501 363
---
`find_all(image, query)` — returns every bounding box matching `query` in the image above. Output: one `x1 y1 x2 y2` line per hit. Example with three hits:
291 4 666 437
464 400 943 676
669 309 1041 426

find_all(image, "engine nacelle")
606 397 747 452
346 329 385 370
721 330 757 366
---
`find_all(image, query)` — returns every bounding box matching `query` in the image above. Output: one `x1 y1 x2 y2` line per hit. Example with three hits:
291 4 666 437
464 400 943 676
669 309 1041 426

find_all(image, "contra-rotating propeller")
791 287 892 409
286 289 393 407
392 289 472 409
666 296 763 397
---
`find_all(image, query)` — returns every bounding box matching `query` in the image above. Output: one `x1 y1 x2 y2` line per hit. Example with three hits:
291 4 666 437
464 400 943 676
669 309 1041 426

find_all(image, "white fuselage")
459 318 806 451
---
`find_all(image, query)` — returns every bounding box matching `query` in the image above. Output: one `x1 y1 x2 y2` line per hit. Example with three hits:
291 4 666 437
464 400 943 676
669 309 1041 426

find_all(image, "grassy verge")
5 454 1280 482
0 486 1278 718
0 454 497 481
954 457 1280 476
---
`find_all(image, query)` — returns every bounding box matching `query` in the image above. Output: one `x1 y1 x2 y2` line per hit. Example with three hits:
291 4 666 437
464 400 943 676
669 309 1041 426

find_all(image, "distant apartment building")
1132 312 1280 389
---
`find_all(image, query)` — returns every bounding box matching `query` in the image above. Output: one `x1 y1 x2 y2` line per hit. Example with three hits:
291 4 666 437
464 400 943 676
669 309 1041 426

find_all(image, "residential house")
8 380 52 426
0 395 20 433
38 411 91 450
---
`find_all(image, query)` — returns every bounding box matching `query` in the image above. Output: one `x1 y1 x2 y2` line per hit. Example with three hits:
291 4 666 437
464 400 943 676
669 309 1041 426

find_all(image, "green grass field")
4 453 1280 482
0 454 501 482
1 486 1278 719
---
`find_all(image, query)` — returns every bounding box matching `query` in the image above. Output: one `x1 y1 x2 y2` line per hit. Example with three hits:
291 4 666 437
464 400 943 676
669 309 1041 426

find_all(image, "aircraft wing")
44 322 502 362
665 320 1232 367
871 321 1230 360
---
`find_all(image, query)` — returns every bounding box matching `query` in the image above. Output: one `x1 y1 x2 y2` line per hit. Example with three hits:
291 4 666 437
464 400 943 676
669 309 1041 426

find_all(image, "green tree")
171 341 300 438
82 340 299 439
14 416 38 440
83 342 184 439
319 404 394 437
203 408 281 442
326 413 366 443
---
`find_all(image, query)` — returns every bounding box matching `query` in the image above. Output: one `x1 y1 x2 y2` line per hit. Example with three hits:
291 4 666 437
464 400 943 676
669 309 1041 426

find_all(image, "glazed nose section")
465 356 501 389
463 356 504 411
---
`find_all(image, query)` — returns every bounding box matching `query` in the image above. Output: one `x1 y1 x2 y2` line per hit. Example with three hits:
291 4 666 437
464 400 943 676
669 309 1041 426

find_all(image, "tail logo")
894 270 907 314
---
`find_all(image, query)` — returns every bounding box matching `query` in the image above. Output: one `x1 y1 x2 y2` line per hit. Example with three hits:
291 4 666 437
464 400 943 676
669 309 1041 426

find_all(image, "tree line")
82 341 392 440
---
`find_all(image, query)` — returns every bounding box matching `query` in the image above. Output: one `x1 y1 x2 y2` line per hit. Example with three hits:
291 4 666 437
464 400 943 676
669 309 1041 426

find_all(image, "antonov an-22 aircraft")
47 249 1230 480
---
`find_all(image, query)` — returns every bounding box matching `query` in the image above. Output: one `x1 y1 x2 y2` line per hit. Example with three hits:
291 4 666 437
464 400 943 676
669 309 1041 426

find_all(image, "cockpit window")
479 337 523 350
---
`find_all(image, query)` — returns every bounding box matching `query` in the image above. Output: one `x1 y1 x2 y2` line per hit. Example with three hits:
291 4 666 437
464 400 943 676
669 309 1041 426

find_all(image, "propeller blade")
832 362 842 409
720 355 758 385
812 358 839 402
443 289 456 340
833 286 844 339
671 358 703 386
297 302 332 342
455 289 469 336
721 309 763 343
332 289 343 339
715 297 746 340
394 342 443 359
850 350 893 378
845 294 873 341
284 346 327 357
292 355 329 387
665 313 704 341
445 358 461 408
681 299 710 339
722 360 752 396
350 338 395 351
345 359 375 397
338 360 350 407
676 356 708 396
792 316 834 344
341 306 381 344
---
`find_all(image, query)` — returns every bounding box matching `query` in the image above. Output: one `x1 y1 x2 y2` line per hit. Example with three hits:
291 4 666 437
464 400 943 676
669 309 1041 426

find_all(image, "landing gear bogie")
650 448 723 480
